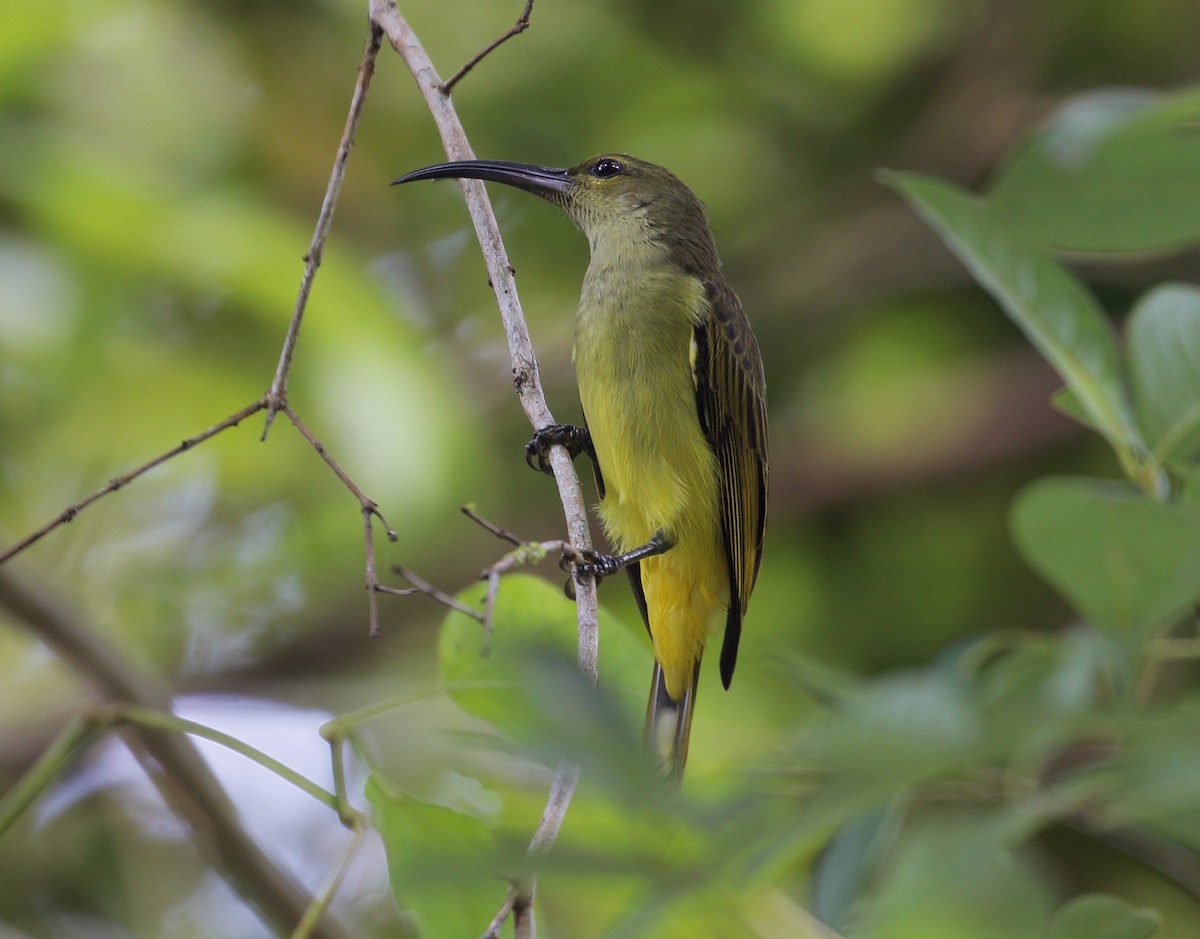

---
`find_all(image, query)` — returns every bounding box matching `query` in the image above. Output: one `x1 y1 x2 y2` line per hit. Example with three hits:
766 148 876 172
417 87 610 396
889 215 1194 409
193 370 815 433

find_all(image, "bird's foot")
525 423 592 474
557 546 623 598
571 547 626 579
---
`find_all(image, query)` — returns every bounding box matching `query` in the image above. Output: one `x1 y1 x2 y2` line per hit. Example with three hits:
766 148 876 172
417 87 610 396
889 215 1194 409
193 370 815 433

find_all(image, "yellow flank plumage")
394 153 768 781
574 266 725 699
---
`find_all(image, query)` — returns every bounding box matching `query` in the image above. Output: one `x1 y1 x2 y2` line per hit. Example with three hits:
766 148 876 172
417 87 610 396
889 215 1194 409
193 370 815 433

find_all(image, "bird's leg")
525 423 595 474
573 531 674 582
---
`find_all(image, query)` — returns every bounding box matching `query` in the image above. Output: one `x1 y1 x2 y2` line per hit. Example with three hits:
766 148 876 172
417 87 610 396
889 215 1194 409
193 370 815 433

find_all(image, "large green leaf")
1127 283 1200 467
366 771 505 938
885 173 1143 467
858 813 1055 939
439 573 646 736
1011 477 1200 639
989 86 1200 253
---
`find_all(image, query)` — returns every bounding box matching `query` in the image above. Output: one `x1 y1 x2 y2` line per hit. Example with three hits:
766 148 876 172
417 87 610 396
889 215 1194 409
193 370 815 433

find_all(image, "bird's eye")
590 158 625 180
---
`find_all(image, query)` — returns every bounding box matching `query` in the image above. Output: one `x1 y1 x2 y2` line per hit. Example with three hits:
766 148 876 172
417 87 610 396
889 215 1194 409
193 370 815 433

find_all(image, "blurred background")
1 0 1198 937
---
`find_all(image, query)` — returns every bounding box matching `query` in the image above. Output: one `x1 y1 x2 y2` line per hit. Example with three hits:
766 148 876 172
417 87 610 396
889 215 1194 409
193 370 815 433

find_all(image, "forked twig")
281 404 397 636
385 563 485 622
461 503 523 546
442 0 534 94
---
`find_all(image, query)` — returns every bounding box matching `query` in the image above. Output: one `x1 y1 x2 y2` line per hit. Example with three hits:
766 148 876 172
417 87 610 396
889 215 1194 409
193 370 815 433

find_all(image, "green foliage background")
1 1 1199 937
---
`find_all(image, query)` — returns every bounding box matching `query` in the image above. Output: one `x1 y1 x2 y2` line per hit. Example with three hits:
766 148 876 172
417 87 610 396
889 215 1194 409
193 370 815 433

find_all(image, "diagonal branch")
441 0 534 94
263 26 383 439
0 398 269 566
370 4 594 935
370 0 598 684
0 569 354 939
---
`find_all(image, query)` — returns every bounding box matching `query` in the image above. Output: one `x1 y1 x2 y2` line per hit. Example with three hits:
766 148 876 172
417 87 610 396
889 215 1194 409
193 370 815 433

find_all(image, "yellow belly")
573 270 727 699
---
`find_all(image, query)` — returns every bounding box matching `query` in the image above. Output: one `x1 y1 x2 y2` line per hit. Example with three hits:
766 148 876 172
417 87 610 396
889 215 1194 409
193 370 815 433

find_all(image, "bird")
393 153 767 780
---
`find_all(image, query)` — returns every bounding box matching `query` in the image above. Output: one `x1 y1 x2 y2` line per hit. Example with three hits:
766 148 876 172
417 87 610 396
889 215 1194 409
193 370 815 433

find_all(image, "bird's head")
393 153 719 272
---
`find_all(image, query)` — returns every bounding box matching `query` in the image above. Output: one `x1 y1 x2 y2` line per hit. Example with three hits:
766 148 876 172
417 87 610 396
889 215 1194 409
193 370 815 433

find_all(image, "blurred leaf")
796 669 980 824
1046 894 1160 939
1106 698 1200 846
884 172 1144 468
365 770 503 938
1011 477 1200 639
859 812 1054 939
990 86 1200 253
1127 283 1200 467
1052 386 1099 432
810 803 903 931
968 629 1117 772
438 573 648 739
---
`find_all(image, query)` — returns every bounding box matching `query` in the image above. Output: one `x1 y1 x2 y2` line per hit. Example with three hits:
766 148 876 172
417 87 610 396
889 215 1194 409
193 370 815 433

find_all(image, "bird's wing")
692 278 768 689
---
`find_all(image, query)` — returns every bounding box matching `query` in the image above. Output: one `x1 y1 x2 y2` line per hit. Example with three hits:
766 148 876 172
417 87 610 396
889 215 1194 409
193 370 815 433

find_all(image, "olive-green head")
393 153 720 273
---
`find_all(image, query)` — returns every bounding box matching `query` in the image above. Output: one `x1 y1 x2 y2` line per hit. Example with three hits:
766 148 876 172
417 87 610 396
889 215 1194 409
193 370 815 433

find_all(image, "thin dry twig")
461 503 522 546
282 404 397 636
263 26 383 439
0 398 269 566
371 0 598 678
478 891 517 939
386 563 485 622
441 0 534 94
461 503 575 640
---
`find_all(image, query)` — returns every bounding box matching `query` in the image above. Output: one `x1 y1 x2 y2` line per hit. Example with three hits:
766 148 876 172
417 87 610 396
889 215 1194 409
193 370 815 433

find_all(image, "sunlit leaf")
990 87 1200 253
1046 894 1160 939
1011 477 1200 639
438 573 647 738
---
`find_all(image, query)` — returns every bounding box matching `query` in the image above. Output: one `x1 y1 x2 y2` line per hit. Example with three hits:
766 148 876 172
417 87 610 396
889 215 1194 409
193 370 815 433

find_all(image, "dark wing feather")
692 279 768 689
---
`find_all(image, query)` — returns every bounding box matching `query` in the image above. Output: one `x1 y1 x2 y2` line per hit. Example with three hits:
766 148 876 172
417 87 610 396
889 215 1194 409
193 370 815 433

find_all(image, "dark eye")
590 158 625 179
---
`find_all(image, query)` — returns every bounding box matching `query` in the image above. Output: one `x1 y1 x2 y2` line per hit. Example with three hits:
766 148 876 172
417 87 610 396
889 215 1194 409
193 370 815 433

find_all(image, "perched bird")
394 154 767 780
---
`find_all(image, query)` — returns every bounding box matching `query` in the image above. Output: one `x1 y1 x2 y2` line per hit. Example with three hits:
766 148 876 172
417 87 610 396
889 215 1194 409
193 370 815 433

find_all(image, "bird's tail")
643 659 702 783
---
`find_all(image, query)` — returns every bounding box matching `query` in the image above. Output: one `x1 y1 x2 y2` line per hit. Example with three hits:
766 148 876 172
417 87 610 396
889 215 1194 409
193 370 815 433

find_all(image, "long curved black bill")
391 160 570 200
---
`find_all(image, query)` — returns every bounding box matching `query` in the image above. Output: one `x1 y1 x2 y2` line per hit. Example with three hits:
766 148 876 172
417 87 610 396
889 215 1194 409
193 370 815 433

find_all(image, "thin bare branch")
372 8 598 932
462 503 523 546
478 890 518 939
480 761 579 939
441 0 534 94
371 0 598 680
389 563 485 622
0 398 269 566
281 404 397 636
263 26 383 439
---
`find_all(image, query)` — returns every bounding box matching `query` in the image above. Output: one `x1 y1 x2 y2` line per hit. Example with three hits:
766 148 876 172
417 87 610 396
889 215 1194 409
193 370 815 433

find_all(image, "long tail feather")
644 659 701 783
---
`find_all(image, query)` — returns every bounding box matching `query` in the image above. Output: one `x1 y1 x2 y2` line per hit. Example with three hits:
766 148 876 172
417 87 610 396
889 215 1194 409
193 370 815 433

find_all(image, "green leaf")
1046 894 1160 939
366 771 504 938
989 86 1200 253
1128 283 1200 466
438 573 646 737
1107 698 1200 845
810 804 903 931
798 669 980 817
859 813 1055 939
884 172 1143 467
1011 477 1200 639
